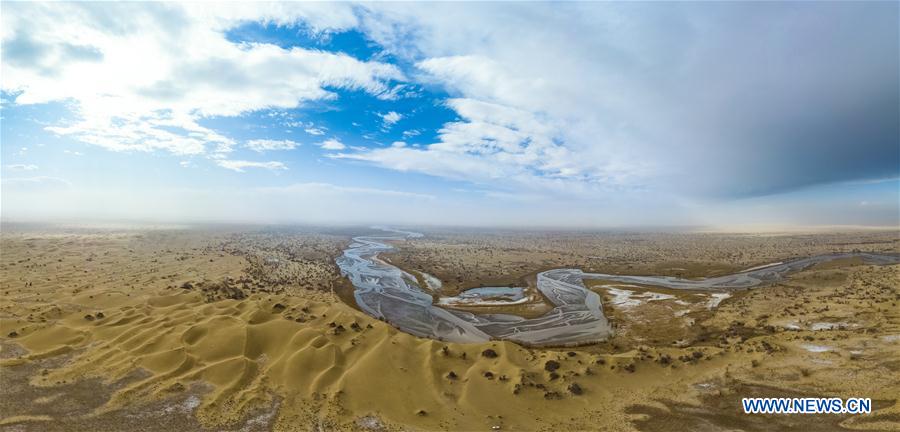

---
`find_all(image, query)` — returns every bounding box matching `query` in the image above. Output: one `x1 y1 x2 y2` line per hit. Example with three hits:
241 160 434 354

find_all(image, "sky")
1 2 898 228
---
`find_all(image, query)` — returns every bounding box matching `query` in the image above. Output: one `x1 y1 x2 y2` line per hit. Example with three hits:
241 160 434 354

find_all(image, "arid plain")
1 225 899 431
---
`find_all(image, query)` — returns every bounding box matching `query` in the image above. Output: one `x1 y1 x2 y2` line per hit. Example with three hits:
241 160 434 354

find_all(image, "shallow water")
336 230 611 346
336 228 900 346
459 286 525 299
438 286 527 306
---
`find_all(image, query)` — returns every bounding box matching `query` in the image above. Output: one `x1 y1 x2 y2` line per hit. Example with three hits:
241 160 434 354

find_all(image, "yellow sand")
2 229 899 431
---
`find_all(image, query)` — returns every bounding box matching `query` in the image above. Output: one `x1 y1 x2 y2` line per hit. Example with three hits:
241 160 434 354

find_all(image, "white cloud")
257 182 435 200
334 97 632 196
319 138 346 150
378 111 403 129
2 2 402 159
391 141 406 148
346 3 897 199
1 176 71 190
216 159 287 172
481 190 543 202
331 146 511 184
246 139 300 152
331 47 653 196
63 150 84 156
5 164 38 171
304 127 326 136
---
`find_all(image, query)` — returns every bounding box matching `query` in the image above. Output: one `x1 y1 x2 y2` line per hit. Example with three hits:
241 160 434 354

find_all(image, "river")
336 228 899 347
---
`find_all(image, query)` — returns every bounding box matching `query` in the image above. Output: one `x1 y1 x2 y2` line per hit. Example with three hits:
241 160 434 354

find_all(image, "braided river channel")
336 228 900 346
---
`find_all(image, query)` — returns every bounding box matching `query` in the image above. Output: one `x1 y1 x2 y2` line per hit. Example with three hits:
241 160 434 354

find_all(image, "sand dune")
3 286 632 430
2 228 900 431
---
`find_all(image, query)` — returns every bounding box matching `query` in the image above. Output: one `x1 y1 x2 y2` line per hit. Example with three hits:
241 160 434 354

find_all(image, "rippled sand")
2 226 899 431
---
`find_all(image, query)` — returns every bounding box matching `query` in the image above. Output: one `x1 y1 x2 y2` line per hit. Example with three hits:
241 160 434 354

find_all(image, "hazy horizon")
2 218 898 235
2 2 898 227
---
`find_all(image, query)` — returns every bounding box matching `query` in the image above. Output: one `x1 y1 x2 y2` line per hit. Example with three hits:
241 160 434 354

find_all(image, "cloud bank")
340 2 899 198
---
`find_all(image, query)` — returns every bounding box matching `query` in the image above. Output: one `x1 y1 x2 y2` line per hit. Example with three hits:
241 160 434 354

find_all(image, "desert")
2 225 899 431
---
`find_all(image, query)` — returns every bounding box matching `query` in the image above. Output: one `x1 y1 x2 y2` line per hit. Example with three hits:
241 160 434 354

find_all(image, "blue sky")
1 2 898 228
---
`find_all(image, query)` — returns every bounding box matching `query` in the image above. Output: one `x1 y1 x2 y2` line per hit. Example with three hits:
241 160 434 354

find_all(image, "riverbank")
336 229 898 347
